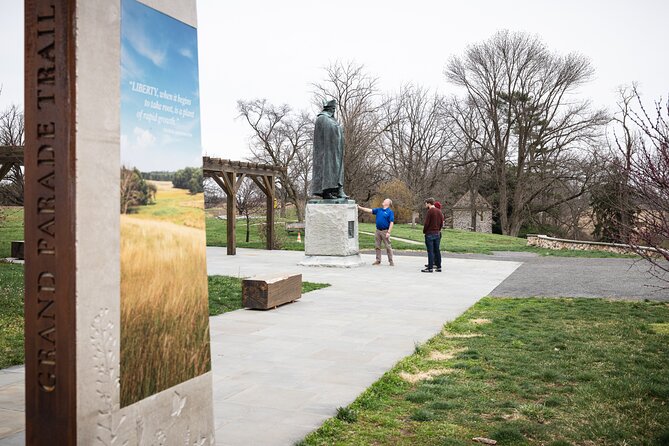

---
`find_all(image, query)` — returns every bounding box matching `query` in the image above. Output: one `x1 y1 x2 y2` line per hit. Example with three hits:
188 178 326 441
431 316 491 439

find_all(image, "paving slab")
0 248 520 445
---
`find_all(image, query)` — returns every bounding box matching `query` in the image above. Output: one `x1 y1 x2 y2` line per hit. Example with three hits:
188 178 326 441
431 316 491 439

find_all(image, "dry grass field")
120 182 211 407
130 181 205 229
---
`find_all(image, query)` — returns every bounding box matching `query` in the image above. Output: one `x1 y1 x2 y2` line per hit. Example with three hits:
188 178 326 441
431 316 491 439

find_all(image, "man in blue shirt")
358 198 395 266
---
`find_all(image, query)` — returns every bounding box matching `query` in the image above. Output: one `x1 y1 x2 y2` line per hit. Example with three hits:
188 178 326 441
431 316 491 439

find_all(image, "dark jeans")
425 233 441 269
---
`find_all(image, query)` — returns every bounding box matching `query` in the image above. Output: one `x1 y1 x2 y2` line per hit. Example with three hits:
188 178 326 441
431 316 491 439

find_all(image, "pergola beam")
0 164 14 182
210 174 231 196
0 145 24 182
203 157 285 177
250 176 268 195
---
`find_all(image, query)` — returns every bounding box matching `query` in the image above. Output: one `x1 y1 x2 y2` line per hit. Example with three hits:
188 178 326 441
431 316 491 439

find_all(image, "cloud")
179 48 194 59
121 45 145 81
133 127 156 150
123 18 167 68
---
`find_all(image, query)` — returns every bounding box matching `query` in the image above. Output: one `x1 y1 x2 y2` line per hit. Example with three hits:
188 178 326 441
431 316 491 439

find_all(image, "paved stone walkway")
0 366 23 444
207 248 520 445
0 248 520 445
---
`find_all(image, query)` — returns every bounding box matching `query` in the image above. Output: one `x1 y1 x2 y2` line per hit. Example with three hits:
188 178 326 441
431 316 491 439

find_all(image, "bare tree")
313 61 388 202
280 111 313 220
591 87 643 242
235 178 265 243
618 89 669 284
0 104 25 205
379 84 455 206
447 98 491 231
445 30 608 236
204 177 226 209
237 99 311 221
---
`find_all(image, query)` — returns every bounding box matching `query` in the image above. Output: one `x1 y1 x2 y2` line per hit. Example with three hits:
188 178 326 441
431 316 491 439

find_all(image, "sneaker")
435 268 442 272
421 267 433 273
372 260 381 265
389 261 394 266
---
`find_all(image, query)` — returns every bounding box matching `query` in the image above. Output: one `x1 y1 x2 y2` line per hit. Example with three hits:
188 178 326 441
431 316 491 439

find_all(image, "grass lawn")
0 262 24 369
2 204 632 258
208 275 330 316
0 207 23 258
359 232 424 251
206 216 306 251
301 297 669 446
207 217 423 252
358 223 637 258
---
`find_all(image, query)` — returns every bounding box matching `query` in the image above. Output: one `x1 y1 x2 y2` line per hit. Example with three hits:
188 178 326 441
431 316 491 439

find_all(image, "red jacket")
423 206 443 235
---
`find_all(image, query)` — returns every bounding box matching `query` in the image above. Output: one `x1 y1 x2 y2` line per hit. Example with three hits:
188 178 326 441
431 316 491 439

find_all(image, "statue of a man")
311 99 348 199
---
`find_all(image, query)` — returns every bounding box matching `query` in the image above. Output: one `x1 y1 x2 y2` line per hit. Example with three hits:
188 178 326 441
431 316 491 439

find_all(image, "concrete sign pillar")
24 1 215 444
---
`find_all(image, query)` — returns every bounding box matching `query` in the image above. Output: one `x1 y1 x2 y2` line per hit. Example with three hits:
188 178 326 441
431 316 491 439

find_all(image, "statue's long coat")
311 111 344 196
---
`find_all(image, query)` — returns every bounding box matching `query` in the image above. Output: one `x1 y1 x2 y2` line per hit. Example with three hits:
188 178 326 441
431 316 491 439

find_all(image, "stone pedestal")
299 200 365 267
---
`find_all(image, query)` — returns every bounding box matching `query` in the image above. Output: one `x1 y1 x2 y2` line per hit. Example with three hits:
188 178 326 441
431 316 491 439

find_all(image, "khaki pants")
375 229 394 263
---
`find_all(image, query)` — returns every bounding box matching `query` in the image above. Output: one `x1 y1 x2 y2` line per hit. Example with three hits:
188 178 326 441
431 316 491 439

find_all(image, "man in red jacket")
422 198 443 272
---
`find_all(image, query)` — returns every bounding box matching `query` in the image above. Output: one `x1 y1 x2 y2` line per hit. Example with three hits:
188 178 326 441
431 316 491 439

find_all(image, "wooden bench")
242 273 302 310
10 241 24 260
285 222 305 233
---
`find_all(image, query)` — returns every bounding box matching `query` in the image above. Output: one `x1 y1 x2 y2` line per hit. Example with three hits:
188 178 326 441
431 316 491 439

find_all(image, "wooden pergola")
203 156 285 255
0 146 23 181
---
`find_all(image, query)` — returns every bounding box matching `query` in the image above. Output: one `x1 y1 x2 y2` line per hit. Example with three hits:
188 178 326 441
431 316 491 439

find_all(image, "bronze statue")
311 99 348 199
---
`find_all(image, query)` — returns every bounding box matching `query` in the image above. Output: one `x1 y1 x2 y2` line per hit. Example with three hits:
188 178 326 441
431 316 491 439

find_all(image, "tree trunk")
279 199 286 218
509 218 523 238
469 186 477 232
245 214 250 243
295 200 305 223
496 162 510 235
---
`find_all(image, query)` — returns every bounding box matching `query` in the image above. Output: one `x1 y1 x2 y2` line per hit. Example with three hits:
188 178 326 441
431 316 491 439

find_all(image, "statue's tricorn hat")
323 99 337 110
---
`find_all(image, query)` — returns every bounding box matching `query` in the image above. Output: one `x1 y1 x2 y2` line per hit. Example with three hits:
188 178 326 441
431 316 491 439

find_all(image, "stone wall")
453 209 492 233
526 234 659 256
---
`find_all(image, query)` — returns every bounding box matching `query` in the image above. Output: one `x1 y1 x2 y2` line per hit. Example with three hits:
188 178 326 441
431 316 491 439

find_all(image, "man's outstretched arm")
358 205 373 214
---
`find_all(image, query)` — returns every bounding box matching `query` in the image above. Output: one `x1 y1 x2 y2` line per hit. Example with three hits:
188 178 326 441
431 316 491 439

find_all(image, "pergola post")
264 175 275 250
226 191 236 255
210 172 236 255
221 171 237 255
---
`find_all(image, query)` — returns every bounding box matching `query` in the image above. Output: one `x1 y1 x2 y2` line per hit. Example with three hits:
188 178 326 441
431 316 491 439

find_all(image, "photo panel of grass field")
120 0 210 407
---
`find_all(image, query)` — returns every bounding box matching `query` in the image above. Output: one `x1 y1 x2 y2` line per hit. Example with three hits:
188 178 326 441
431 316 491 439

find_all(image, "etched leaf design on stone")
184 428 209 446
155 429 167 445
172 390 187 417
92 308 127 445
192 435 209 446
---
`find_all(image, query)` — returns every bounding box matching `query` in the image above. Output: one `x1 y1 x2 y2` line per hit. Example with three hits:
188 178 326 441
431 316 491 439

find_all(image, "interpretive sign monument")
24 0 215 444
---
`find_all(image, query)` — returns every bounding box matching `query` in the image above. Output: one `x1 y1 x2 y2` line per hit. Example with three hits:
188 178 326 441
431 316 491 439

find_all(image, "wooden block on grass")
10 241 24 260
242 273 302 310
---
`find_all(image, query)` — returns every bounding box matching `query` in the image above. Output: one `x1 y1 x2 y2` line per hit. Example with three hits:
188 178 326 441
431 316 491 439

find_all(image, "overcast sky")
2 0 668 162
